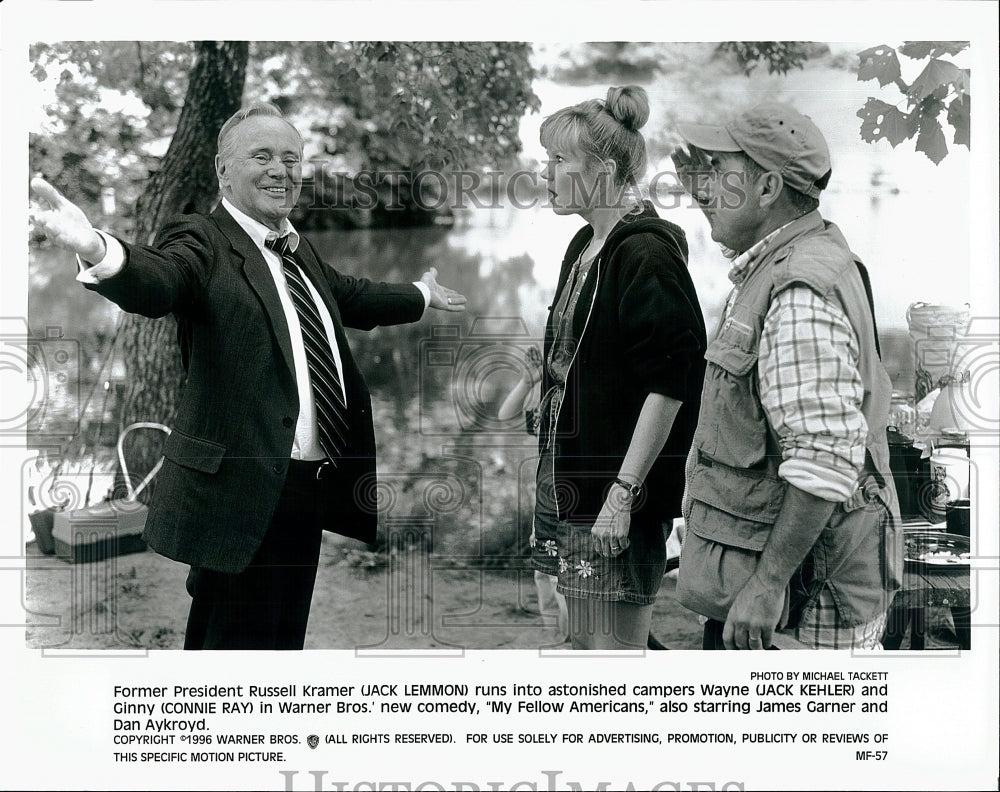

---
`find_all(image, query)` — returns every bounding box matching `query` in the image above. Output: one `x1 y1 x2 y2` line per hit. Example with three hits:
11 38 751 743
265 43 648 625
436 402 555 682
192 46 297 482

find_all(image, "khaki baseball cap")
677 102 832 199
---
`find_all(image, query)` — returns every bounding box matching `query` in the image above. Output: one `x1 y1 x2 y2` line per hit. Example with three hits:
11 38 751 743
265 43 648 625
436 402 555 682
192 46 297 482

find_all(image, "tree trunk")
117 41 248 501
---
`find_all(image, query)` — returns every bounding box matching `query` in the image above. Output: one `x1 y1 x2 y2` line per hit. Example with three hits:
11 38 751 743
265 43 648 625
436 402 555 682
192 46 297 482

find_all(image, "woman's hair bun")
605 86 649 132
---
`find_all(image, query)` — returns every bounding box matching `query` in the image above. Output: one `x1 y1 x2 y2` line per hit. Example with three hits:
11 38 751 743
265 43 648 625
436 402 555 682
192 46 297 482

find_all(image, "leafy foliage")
715 42 818 76
29 41 540 483
29 42 540 232
542 42 672 85
857 99 919 147
29 42 195 236
857 45 901 87
856 41 970 164
542 42 825 94
252 42 540 226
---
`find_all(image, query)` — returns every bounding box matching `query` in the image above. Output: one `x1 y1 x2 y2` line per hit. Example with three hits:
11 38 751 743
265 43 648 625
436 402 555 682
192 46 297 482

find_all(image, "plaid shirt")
725 223 867 502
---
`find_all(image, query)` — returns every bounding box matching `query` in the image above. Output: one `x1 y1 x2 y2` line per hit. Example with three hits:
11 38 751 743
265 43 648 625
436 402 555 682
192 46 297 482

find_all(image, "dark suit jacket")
86 205 425 573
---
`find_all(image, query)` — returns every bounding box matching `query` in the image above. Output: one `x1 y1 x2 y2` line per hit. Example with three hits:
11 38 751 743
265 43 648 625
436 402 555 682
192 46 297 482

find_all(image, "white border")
2 2 998 791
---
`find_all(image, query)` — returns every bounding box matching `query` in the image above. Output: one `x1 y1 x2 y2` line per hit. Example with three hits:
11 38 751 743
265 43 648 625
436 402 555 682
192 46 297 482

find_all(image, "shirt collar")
726 215 803 287
221 197 300 253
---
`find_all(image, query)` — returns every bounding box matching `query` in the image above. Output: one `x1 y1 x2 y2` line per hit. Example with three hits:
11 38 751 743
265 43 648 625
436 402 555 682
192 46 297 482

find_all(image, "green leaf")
343 68 360 87
915 116 948 164
947 93 970 148
932 42 970 57
918 96 946 119
857 98 917 147
898 42 934 59
899 41 969 59
909 58 964 102
857 45 901 87
857 98 890 134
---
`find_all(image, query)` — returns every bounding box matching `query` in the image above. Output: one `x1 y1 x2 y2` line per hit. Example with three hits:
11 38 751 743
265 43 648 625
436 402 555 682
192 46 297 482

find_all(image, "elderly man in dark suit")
30 102 466 649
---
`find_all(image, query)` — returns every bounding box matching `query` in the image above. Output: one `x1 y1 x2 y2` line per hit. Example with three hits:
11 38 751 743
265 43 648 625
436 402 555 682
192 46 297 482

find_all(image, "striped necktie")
265 234 348 463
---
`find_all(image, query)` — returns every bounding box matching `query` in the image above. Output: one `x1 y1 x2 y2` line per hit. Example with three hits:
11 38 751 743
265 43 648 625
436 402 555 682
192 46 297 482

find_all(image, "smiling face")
216 115 302 232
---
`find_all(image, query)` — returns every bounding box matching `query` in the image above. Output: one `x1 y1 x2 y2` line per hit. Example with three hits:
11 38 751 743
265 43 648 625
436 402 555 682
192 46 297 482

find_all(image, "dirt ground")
25 534 965 652
24 535 707 651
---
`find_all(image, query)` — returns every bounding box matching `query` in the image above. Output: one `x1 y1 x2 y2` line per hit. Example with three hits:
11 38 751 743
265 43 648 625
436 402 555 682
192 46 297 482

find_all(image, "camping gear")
52 423 170 563
946 499 971 538
906 302 970 402
887 427 925 521
888 391 917 438
927 371 973 433
28 509 57 554
920 444 971 524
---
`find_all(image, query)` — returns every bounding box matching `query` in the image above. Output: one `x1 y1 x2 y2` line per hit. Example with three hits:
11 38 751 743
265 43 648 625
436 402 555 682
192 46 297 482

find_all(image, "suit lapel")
211 204 297 381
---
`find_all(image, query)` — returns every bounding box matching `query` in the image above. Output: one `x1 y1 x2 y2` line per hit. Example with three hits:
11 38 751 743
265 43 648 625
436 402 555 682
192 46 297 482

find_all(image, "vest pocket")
676 501 766 623
696 338 770 467
687 452 786 527
707 318 757 370
834 475 902 592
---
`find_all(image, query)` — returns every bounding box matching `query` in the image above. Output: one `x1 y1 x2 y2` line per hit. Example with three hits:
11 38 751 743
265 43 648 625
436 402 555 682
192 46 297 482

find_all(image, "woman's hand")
524 346 543 386
598 393 681 558
497 346 544 422
592 486 632 558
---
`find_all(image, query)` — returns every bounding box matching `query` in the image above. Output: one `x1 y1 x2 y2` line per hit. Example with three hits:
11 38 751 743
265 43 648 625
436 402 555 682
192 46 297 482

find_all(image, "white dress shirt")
76 198 429 461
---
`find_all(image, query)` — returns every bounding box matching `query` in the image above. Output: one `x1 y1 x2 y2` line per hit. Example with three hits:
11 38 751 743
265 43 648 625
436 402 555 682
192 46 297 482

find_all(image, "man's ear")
215 154 228 188
758 172 784 209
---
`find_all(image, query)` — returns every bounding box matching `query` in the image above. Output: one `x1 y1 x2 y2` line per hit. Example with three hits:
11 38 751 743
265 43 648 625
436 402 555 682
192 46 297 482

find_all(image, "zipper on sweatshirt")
550 255 602 523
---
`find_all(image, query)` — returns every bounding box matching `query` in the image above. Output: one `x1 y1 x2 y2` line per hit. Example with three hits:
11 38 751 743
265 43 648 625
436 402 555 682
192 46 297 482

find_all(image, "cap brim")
676 122 742 153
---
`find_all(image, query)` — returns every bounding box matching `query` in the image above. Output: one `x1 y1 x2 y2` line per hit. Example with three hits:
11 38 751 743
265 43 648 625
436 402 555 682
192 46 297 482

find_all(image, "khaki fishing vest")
684 212 903 624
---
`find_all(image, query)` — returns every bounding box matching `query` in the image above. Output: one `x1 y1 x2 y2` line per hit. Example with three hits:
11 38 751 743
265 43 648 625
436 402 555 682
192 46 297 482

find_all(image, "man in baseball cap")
671 102 903 651
671 102 833 255
677 101 832 200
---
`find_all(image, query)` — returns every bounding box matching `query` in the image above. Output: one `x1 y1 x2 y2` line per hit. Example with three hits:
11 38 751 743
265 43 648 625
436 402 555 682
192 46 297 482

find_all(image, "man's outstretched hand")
421 267 467 312
29 176 106 261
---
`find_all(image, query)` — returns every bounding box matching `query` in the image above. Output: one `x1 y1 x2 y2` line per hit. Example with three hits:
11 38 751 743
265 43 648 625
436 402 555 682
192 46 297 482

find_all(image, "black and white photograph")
2 1 998 790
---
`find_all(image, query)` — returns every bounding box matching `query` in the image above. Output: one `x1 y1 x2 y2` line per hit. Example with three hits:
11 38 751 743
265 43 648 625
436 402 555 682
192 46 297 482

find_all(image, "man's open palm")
30 177 104 261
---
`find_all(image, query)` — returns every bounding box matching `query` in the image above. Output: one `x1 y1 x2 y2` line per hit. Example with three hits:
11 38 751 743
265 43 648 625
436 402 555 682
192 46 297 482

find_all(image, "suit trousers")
183 460 329 650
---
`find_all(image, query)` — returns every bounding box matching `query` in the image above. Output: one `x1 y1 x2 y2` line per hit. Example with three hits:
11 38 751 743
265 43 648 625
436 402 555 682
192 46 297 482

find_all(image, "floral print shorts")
530 455 666 606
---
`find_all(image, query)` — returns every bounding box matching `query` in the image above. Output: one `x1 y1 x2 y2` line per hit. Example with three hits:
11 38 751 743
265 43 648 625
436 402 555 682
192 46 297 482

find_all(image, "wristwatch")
613 477 643 499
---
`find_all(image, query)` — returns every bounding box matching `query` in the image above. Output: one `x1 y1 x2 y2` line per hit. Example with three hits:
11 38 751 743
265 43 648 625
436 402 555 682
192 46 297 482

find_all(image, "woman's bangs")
540 113 588 156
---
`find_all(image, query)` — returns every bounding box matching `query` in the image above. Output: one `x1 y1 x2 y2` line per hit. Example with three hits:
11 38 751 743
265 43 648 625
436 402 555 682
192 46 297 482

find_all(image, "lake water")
27 172 972 427
23 169 975 552
304 171 971 411
29 56 975 415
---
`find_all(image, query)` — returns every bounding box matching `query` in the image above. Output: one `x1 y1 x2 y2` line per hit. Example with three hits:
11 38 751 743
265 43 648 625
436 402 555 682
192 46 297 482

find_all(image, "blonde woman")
530 86 707 649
